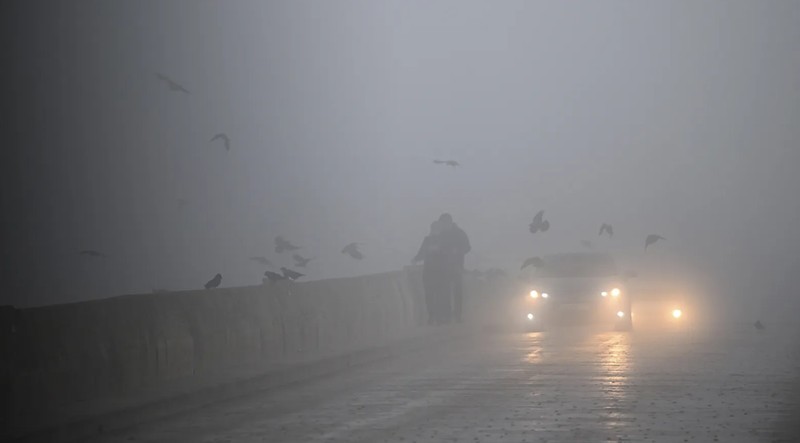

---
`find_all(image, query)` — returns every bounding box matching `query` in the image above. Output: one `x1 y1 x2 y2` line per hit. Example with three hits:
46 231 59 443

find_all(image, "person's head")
438 213 453 224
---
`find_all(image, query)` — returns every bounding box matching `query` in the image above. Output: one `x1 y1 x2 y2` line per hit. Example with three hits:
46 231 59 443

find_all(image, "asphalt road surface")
91 324 799 443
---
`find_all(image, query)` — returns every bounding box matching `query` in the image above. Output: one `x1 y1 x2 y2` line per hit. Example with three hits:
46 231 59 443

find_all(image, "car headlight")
541 292 549 299
616 311 625 318
610 288 621 297
672 309 682 319
600 291 608 297
530 290 538 299
527 313 534 320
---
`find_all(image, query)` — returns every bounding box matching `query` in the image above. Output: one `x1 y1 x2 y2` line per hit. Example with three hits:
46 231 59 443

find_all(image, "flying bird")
341 242 364 260
645 234 665 251
274 236 300 253
529 210 550 234
754 320 765 331
249 256 274 267
599 223 614 238
204 273 222 289
580 240 594 249
280 267 305 281
79 250 107 258
433 159 459 167
155 73 190 94
263 270 286 283
293 254 314 268
521 257 545 270
210 133 230 151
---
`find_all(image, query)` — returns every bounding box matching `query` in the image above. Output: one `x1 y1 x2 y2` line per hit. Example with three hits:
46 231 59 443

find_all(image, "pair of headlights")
600 288 622 298
529 290 549 299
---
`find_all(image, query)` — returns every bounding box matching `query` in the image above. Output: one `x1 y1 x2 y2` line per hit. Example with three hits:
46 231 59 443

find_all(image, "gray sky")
3 1 799 317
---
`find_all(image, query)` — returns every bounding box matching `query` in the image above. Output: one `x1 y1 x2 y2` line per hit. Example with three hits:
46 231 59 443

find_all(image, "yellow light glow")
530 290 538 299
611 288 621 297
601 291 608 297
616 311 625 318
672 309 682 319
541 293 549 299
527 313 534 320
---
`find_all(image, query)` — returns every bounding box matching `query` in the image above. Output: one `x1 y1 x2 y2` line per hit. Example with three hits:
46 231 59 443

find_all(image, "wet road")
93 325 799 443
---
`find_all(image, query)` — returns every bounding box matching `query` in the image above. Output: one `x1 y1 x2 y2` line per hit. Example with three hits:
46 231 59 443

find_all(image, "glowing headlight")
616 311 625 318
541 293 549 299
530 290 538 299
672 309 682 319
600 291 608 297
610 288 621 297
527 313 534 320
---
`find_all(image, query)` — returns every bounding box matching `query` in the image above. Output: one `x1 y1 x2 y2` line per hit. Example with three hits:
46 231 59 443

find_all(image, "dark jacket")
440 223 471 270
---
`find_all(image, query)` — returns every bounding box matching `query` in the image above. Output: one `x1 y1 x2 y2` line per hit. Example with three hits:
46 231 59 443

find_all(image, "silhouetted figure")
281 267 304 281
414 220 450 325
250 256 274 267
155 73 190 94
754 320 765 331
521 256 545 270
275 236 300 253
599 223 614 238
293 254 313 268
645 234 665 251
342 242 364 260
529 210 550 234
438 213 471 323
204 273 222 289
211 133 230 151
264 270 286 283
433 159 459 167
79 250 107 258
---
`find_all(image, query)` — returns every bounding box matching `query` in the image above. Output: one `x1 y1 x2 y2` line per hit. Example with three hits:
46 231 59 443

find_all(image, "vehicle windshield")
536 253 618 279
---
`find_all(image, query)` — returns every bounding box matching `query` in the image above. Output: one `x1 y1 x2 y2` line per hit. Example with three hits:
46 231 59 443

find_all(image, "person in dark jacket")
437 213 471 323
413 220 450 325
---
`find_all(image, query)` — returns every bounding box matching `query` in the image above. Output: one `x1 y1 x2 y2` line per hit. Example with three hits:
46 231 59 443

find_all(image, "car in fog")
519 252 633 331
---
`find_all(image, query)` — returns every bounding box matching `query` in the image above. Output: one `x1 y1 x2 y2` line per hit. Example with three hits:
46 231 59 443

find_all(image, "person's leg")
423 270 436 325
452 268 463 322
439 273 453 324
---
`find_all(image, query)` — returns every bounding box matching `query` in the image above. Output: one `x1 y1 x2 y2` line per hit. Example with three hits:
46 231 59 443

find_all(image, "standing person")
413 220 449 325
438 213 471 323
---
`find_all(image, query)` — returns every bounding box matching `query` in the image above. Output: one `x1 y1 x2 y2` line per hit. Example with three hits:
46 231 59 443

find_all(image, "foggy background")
2 1 798 323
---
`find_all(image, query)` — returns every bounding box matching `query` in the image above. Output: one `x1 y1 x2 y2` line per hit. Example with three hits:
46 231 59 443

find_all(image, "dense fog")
2 1 799 327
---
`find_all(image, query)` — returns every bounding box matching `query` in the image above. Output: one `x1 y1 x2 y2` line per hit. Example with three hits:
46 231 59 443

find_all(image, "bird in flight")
280 267 305 281
155 73 190 94
79 250 107 258
275 236 300 253
645 234 665 251
433 159 459 167
529 210 550 234
293 254 314 268
263 270 286 283
204 273 222 289
341 242 364 260
599 223 614 238
754 320 765 331
211 133 230 151
249 256 274 267
521 256 545 270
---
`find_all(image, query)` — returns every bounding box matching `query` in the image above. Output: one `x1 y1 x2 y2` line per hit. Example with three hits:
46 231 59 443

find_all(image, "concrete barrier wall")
1 266 498 430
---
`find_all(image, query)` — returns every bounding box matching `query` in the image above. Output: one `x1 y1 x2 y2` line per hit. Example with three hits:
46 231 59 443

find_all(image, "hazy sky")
2 1 799 314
